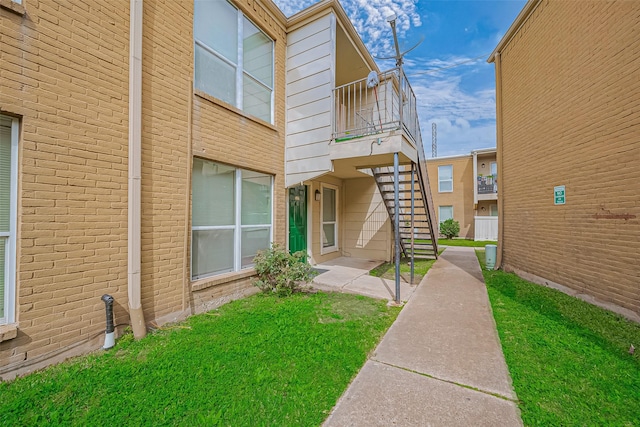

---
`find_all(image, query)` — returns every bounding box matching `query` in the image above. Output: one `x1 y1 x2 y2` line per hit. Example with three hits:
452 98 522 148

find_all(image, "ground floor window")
438 205 453 225
191 158 273 280
321 185 338 253
490 204 498 217
0 115 18 325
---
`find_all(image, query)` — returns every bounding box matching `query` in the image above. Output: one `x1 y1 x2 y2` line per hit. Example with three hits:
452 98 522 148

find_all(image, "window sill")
194 90 278 132
191 268 257 292
321 247 339 255
0 0 25 15
0 323 18 343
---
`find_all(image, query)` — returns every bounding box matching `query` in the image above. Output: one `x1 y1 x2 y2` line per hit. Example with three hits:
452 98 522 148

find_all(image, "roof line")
487 0 541 63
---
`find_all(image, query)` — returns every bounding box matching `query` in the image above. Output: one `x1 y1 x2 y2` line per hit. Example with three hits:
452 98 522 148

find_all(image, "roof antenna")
375 13 423 67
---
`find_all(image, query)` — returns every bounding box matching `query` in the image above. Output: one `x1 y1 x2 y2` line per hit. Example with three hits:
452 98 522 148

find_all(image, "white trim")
437 164 453 193
1 116 18 324
320 183 338 255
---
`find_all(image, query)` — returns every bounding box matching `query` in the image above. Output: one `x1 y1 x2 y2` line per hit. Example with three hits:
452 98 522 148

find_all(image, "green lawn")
438 238 496 247
476 250 640 426
369 256 438 283
0 292 400 426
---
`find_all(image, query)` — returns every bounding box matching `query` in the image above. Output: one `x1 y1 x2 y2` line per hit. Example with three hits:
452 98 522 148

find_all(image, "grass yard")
476 250 640 426
438 238 496 247
369 256 438 283
0 292 400 426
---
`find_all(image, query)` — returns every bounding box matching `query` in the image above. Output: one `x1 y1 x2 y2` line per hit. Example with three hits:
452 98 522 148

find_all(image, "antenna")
378 14 424 67
432 122 437 157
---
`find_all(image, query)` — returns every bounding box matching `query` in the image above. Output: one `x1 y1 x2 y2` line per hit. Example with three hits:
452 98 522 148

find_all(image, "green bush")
253 243 317 296
439 218 460 239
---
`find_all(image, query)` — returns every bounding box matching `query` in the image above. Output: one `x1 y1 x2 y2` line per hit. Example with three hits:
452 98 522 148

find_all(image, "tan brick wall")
189 0 287 294
497 0 640 315
0 0 288 374
1 0 130 369
427 156 475 238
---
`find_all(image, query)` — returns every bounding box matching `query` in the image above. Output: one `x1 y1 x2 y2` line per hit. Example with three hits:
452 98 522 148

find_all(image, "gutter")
493 52 504 270
128 0 146 339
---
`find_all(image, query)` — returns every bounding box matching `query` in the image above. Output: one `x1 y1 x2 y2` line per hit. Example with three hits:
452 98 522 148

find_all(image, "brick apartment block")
489 0 640 320
1 0 439 378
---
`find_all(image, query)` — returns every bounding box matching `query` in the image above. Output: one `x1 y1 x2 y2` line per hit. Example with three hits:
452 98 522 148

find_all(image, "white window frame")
438 165 453 193
191 161 273 281
490 204 498 217
320 184 338 254
194 0 274 124
438 205 454 226
1 115 18 325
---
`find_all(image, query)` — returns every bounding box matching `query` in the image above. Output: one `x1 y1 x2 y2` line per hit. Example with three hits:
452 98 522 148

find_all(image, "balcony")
477 175 498 200
329 67 420 176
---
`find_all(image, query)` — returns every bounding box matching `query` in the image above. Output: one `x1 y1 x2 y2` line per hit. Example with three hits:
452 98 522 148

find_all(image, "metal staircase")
372 157 438 261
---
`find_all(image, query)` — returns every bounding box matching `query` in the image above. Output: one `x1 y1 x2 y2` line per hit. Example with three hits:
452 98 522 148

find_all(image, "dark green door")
288 186 307 254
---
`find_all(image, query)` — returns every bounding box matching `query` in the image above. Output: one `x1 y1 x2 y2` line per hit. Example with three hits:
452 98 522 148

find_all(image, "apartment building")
489 0 640 319
427 148 498 241
0 0 438 378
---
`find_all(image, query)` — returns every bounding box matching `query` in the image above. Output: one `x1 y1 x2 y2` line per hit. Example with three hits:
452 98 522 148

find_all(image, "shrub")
253 243 317 296
439 218 460 239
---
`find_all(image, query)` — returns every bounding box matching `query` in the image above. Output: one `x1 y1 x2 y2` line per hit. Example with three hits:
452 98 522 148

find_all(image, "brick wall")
1 0 130 369
498 0 640 315
427 156 475 239
0 0 288 375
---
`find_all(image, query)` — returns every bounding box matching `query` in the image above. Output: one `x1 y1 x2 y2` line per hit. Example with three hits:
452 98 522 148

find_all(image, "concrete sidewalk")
322 246 523 426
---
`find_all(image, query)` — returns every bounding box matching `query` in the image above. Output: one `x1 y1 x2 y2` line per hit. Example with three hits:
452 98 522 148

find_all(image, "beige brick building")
0 0 289 378
1 0 438 378
427 149 498 240
489 0 640 319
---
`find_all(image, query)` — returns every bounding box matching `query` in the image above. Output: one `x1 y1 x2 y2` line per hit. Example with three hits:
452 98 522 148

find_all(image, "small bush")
253 243 317 296
439 218 460 239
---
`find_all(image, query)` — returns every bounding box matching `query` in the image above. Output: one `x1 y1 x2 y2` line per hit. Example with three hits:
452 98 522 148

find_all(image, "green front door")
288 186 307 254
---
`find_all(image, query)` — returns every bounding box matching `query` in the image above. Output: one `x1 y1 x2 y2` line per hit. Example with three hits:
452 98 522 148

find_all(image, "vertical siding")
499 0 640 314
285 14 334 187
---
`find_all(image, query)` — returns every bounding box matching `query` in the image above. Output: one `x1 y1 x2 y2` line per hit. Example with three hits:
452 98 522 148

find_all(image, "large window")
438 165 453 192
191 158 273 280
321 185 337 253
438 206 453 226
0 115 18 325
194 0 274 123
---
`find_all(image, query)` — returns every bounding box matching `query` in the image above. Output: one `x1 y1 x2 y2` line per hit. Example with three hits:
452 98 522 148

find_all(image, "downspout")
493 51 504 270
128 0 146 339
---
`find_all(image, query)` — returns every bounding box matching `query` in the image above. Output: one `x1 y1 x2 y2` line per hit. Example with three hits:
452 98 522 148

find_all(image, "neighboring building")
427 148 498 240
0 0 438 378
489 0 640 320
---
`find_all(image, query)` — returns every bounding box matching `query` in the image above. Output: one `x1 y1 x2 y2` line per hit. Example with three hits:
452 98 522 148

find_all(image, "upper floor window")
438 165 453 192
0 115 18 325
194 0 274 124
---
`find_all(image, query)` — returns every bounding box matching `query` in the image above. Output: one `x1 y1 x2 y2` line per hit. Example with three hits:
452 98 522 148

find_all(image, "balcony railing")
333 67 419 145
477 175 497 195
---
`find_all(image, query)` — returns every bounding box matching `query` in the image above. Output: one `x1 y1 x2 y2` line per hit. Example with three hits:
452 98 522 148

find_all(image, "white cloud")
273 0 421 57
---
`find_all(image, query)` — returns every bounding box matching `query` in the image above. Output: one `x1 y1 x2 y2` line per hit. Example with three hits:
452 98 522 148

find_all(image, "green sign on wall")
554 185 566 205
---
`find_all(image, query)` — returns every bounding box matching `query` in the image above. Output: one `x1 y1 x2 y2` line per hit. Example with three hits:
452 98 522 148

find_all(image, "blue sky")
273 0 526 158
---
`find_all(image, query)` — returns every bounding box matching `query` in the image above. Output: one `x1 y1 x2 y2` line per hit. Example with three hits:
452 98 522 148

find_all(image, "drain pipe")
128 0 146 339
101 294 116 349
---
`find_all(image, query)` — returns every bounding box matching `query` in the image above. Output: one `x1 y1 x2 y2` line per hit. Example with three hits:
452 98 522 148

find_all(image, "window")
490 204 498 217
0 115 18 325
490 161 498 192
438 165 453 192
194 0 274 123
438 206 453 225
191 158 273 280
321 185 337 253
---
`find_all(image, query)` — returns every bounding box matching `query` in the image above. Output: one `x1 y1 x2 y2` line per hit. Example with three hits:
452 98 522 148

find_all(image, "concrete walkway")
321 246 523 426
